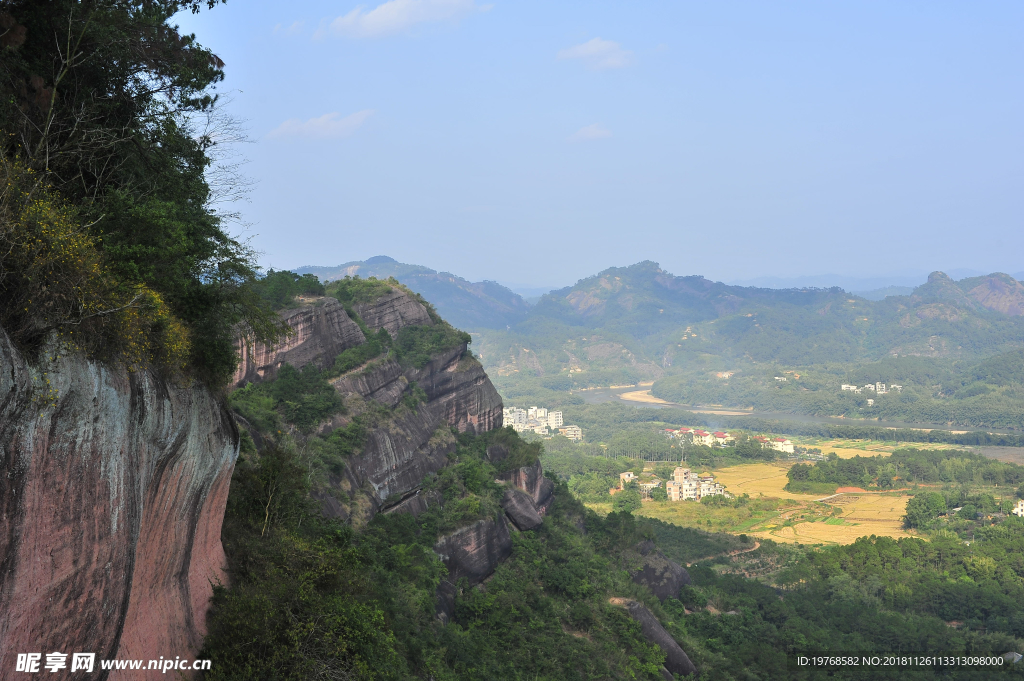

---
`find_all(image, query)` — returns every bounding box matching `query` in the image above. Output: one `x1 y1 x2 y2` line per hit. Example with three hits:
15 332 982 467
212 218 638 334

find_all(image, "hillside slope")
205 278 704 679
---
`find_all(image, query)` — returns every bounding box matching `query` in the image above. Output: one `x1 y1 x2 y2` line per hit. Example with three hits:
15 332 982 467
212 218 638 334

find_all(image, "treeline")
787 448 1024 492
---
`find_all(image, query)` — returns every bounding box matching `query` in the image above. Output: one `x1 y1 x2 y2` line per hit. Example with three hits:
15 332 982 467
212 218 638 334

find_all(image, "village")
663 427 798 455
502 406 583 442
617 466 728 502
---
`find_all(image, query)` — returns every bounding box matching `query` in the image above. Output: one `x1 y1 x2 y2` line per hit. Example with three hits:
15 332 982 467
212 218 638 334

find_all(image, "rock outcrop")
434 516 514 585
232 297 365 388
354 288 433 336
499 461 554 512
500 487 543 530
631 540 691 601
433 516 514 624
612 598 698 678
0 327 237 678
233 286 503 524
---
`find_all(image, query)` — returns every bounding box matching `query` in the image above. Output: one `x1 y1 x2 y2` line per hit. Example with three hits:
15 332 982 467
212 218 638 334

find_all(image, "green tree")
0 0 283 383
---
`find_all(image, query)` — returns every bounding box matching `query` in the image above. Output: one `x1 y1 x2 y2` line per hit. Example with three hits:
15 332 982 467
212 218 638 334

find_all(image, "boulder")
500 488 543 531
434 516 513 585
499 461 554 512
631 540 691 601
621 600 698 678
486 443 510 463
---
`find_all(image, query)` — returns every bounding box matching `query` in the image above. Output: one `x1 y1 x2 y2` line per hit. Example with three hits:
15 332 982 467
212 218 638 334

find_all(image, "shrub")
0 160 191 373
325 276 398 306
252 270 325 310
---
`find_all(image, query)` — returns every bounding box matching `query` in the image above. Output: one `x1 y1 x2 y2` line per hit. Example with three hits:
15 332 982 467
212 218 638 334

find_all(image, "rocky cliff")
232 297 365 388
233 288 503 525
0 327 237 679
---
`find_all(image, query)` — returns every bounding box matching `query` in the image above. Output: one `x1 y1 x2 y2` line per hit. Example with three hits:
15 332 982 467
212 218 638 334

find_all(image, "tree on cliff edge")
0 0 283 383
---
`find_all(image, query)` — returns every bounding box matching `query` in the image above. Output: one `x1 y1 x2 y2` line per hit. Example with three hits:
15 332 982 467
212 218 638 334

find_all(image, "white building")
841 384 860 392
547 411 563 428
559 425 583 442
619 471 637 488
693 430 715 446
866 399 874 406
1012 500 1024 518
770 437 795 454
713 431 734 445
672 467 701 500
876 382 887 395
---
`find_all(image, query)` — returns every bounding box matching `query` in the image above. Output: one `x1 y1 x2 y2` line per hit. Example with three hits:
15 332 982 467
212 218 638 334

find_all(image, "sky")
176 0 1023 292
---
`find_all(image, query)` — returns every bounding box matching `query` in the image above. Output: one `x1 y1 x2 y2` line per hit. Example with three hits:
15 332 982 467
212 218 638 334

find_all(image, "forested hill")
517 262 1024 363
296 256 531 330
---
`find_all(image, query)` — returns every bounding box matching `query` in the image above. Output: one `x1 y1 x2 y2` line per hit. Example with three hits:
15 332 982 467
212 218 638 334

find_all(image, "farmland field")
585 460 918 546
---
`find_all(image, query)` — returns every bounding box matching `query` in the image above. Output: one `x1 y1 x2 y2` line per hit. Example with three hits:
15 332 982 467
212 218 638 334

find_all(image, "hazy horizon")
178 1 1023 285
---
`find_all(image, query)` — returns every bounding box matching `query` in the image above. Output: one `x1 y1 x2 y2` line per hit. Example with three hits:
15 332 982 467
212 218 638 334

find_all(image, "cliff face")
235 288 503 525
0 328 237 679
232 298 365 388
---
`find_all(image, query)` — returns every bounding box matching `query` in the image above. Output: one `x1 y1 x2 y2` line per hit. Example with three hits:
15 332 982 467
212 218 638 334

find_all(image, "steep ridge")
212 279 702 677
0 327 237 677
232 286 503 524
232 297 365 388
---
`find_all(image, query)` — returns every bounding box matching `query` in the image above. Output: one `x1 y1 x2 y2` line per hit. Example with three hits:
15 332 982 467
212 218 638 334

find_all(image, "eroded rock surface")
501 487 543 530
434 516 513 585
0 327 237 678
631 540 691 601
354 288 433 336
232 298 365 388
500 461 554 512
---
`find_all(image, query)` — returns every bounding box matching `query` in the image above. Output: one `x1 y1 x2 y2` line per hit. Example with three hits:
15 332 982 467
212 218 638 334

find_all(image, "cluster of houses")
503 406 582 442
841 382 903 395
663 427 795 454
619 467 727 501
663 428 734 446
752 436 795 454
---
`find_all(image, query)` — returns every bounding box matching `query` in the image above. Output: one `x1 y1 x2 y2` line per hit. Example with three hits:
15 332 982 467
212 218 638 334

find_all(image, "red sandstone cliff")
231 288 504 525
0 327 237 680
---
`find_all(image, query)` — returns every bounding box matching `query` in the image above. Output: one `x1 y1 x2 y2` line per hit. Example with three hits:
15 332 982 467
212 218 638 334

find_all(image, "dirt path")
686 540 760 567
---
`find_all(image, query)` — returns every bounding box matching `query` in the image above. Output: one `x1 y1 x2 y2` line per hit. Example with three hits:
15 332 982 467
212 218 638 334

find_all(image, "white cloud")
569 124 612 142
322 0 483 38
274 21 305 36
557 38 634 70
267 110 375 139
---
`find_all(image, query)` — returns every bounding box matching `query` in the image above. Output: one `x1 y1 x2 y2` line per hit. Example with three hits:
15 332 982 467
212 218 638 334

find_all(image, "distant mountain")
472 262 1024 390
295 256 530 330
852 286 915 301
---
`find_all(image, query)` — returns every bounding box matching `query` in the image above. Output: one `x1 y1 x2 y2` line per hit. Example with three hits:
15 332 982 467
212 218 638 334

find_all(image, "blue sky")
177 1 1023 290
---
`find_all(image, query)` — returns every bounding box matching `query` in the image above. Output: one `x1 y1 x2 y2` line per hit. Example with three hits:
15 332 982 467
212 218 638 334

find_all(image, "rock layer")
232 298 365 388
354 289 433 336
0 327 237 679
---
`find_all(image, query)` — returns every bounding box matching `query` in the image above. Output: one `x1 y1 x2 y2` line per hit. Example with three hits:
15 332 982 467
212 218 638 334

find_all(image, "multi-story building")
770 437 795 454
672 467 700 500
547 411 563 428
559 425 583 442
619 471 637 488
